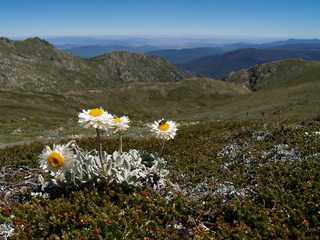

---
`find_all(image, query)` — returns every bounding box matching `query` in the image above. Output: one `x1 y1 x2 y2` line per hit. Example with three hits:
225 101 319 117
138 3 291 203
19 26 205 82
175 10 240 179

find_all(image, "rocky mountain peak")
0 37 14 47
25 37 53 47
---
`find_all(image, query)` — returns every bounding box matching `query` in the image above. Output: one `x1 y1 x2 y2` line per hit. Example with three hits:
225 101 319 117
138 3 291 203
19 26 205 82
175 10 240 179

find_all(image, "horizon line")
4 34 320 41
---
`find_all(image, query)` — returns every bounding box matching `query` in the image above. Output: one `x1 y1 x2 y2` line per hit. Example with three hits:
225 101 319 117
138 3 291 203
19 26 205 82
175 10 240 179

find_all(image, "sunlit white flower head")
111 116 130 134
78 107 114 130
150 119 178 141
38 144 74 176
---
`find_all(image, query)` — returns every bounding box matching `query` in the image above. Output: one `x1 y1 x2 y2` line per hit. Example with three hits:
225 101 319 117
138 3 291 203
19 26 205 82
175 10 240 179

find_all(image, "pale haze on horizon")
1 0 320 41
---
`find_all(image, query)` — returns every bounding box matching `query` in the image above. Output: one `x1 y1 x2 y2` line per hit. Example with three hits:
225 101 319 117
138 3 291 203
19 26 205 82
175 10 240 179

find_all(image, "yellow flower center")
89 108 103 117
158 122 170 131
48 152 65 168
113 118 121 123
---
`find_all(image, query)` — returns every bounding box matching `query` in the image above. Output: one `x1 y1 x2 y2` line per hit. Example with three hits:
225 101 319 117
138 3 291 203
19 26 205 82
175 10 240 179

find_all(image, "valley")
0 37 320 147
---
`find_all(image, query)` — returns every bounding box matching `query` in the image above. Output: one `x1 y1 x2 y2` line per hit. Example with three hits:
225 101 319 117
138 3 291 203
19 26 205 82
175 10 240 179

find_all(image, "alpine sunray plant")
38 143 74 176
38 108 175 192
78 107 113 169
150 119 178 155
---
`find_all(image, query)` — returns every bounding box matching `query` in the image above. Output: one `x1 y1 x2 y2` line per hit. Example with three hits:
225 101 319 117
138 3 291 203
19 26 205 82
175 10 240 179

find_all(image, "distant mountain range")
61 45 163 59
177 48 320 79
56 38 320 80
149 39 320 64
146 47 224 64
56 38 320 62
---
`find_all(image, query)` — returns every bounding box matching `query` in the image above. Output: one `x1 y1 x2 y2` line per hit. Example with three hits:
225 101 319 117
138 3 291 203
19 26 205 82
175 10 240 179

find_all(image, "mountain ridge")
91 51 201 84
223 59 320 91
0 37 199 92
178 48 320 79
63 45 163 59
57 38 320 61
147 47 225 64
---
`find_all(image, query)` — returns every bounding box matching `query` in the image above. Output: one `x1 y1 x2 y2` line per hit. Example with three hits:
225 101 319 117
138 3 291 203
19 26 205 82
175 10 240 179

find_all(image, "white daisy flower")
150 119 178 141
111 116 130 134
78 107 114 130
38 144 74 176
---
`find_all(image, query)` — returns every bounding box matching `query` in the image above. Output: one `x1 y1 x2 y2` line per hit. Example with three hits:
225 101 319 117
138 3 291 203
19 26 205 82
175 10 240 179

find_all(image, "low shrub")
0 119 319 239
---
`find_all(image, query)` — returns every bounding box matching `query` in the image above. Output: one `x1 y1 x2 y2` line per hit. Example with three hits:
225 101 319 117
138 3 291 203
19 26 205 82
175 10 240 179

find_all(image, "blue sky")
1 0 320 40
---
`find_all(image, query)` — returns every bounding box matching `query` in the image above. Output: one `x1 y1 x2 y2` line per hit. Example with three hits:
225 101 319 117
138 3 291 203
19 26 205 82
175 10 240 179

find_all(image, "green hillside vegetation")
1 58 320 146
224 59 320 91
68 78 250 118
91 51 200 83
0 88 78 118
0 78 250 120
194 59 320 121
209 79 320 121
0 37 198 92
0 37 107 92
0 78 249 146
0 88 81 147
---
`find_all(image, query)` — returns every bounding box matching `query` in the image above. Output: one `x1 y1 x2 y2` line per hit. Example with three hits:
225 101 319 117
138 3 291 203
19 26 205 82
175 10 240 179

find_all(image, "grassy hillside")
210 79 320 121
0 78 249 119
0 78 249 146
192 60 320 121
91 51 200 83
223 59 320 91
0 37 197 92
0 88 82 147
0 37 108 92
68 78 250 119
2 67 320 147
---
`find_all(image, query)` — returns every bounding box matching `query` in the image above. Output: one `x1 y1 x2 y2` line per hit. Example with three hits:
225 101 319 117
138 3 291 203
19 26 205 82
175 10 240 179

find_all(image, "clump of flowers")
38 108 177 192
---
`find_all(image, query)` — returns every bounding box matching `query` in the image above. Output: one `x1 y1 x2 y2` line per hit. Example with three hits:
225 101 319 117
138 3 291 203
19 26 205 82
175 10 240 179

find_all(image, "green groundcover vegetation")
0 118 319 239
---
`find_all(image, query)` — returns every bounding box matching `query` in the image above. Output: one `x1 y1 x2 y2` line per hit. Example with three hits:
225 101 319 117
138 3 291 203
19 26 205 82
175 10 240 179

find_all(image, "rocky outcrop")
223 59 320 91
223 63 277 91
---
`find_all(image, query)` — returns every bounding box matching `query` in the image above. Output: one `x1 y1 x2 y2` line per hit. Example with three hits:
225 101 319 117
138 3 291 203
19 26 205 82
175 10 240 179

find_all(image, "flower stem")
159 139 166 156
119 132 123 154
96 128 104 169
